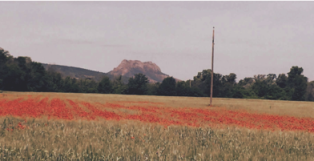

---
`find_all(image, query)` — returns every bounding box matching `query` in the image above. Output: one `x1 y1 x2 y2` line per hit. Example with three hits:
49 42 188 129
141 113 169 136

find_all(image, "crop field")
1 92 314 160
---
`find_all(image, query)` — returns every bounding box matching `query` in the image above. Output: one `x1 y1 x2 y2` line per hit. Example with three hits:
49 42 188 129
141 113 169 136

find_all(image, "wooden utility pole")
210 27 215 106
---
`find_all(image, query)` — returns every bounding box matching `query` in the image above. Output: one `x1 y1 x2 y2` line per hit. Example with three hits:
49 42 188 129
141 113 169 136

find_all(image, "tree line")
0 48 313 101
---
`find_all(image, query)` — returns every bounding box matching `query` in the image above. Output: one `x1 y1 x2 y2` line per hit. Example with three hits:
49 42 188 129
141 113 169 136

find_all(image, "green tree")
265 84 285 100
147 82 159 95
0 48 9 65
189 87 204 97
43 70 64 92
266 74 277 83
238 77 254 88
63 77 80 92
176 81 190 96
220 73 237 97
287 66 308 101
27 62 46 91
276 74 288 88
231 85 245 98
157 77 177 96
127 73 149 95
251 80 268 98
98 76 112 94
77 79 98 93
112 76 127 94
204 73 223 97
305 81 314 101
308 93 314 101
63 77 73 92
1 63 25 91
87 79 98 93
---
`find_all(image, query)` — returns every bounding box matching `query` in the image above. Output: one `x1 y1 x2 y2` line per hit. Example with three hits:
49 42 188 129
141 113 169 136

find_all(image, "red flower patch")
1 97 314 133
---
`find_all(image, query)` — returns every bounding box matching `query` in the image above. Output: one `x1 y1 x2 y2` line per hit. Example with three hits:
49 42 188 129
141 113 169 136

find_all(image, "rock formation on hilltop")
109 60 176 83
40 59 179 84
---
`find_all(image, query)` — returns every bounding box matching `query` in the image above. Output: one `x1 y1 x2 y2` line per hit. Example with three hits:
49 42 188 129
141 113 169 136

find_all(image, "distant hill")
41 60 178 83
41 64 128 83
109 59 179 83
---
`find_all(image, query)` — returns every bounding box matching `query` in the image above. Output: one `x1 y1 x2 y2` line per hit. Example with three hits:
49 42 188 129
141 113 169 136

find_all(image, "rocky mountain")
109 60 176 83
41 60 177 83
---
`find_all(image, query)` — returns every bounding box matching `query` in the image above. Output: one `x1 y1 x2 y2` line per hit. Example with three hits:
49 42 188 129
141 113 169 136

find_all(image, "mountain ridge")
41 59 178 83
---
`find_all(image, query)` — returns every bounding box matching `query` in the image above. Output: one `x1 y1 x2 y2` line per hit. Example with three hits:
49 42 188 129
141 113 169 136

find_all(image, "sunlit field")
1 92 314 160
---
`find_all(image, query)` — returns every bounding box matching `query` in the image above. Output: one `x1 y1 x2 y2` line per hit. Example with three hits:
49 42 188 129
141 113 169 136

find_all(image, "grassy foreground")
0 92 314 160
1 117 314 161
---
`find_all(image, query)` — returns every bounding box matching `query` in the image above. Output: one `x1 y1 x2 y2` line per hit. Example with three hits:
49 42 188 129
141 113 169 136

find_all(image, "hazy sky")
1 2 313 81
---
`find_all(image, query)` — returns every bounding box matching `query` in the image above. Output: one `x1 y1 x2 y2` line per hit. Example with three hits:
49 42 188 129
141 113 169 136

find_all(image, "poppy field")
1 92 314 160
1 94 314 133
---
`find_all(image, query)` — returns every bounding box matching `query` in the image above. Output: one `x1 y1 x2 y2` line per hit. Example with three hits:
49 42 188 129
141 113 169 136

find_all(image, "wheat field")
1 92 314 160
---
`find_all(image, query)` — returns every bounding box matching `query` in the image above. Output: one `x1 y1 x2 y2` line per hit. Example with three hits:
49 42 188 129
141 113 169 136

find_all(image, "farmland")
1 92 314 160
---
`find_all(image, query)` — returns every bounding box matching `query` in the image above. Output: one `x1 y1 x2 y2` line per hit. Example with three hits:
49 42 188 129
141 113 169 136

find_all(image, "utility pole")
210 27 215 106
